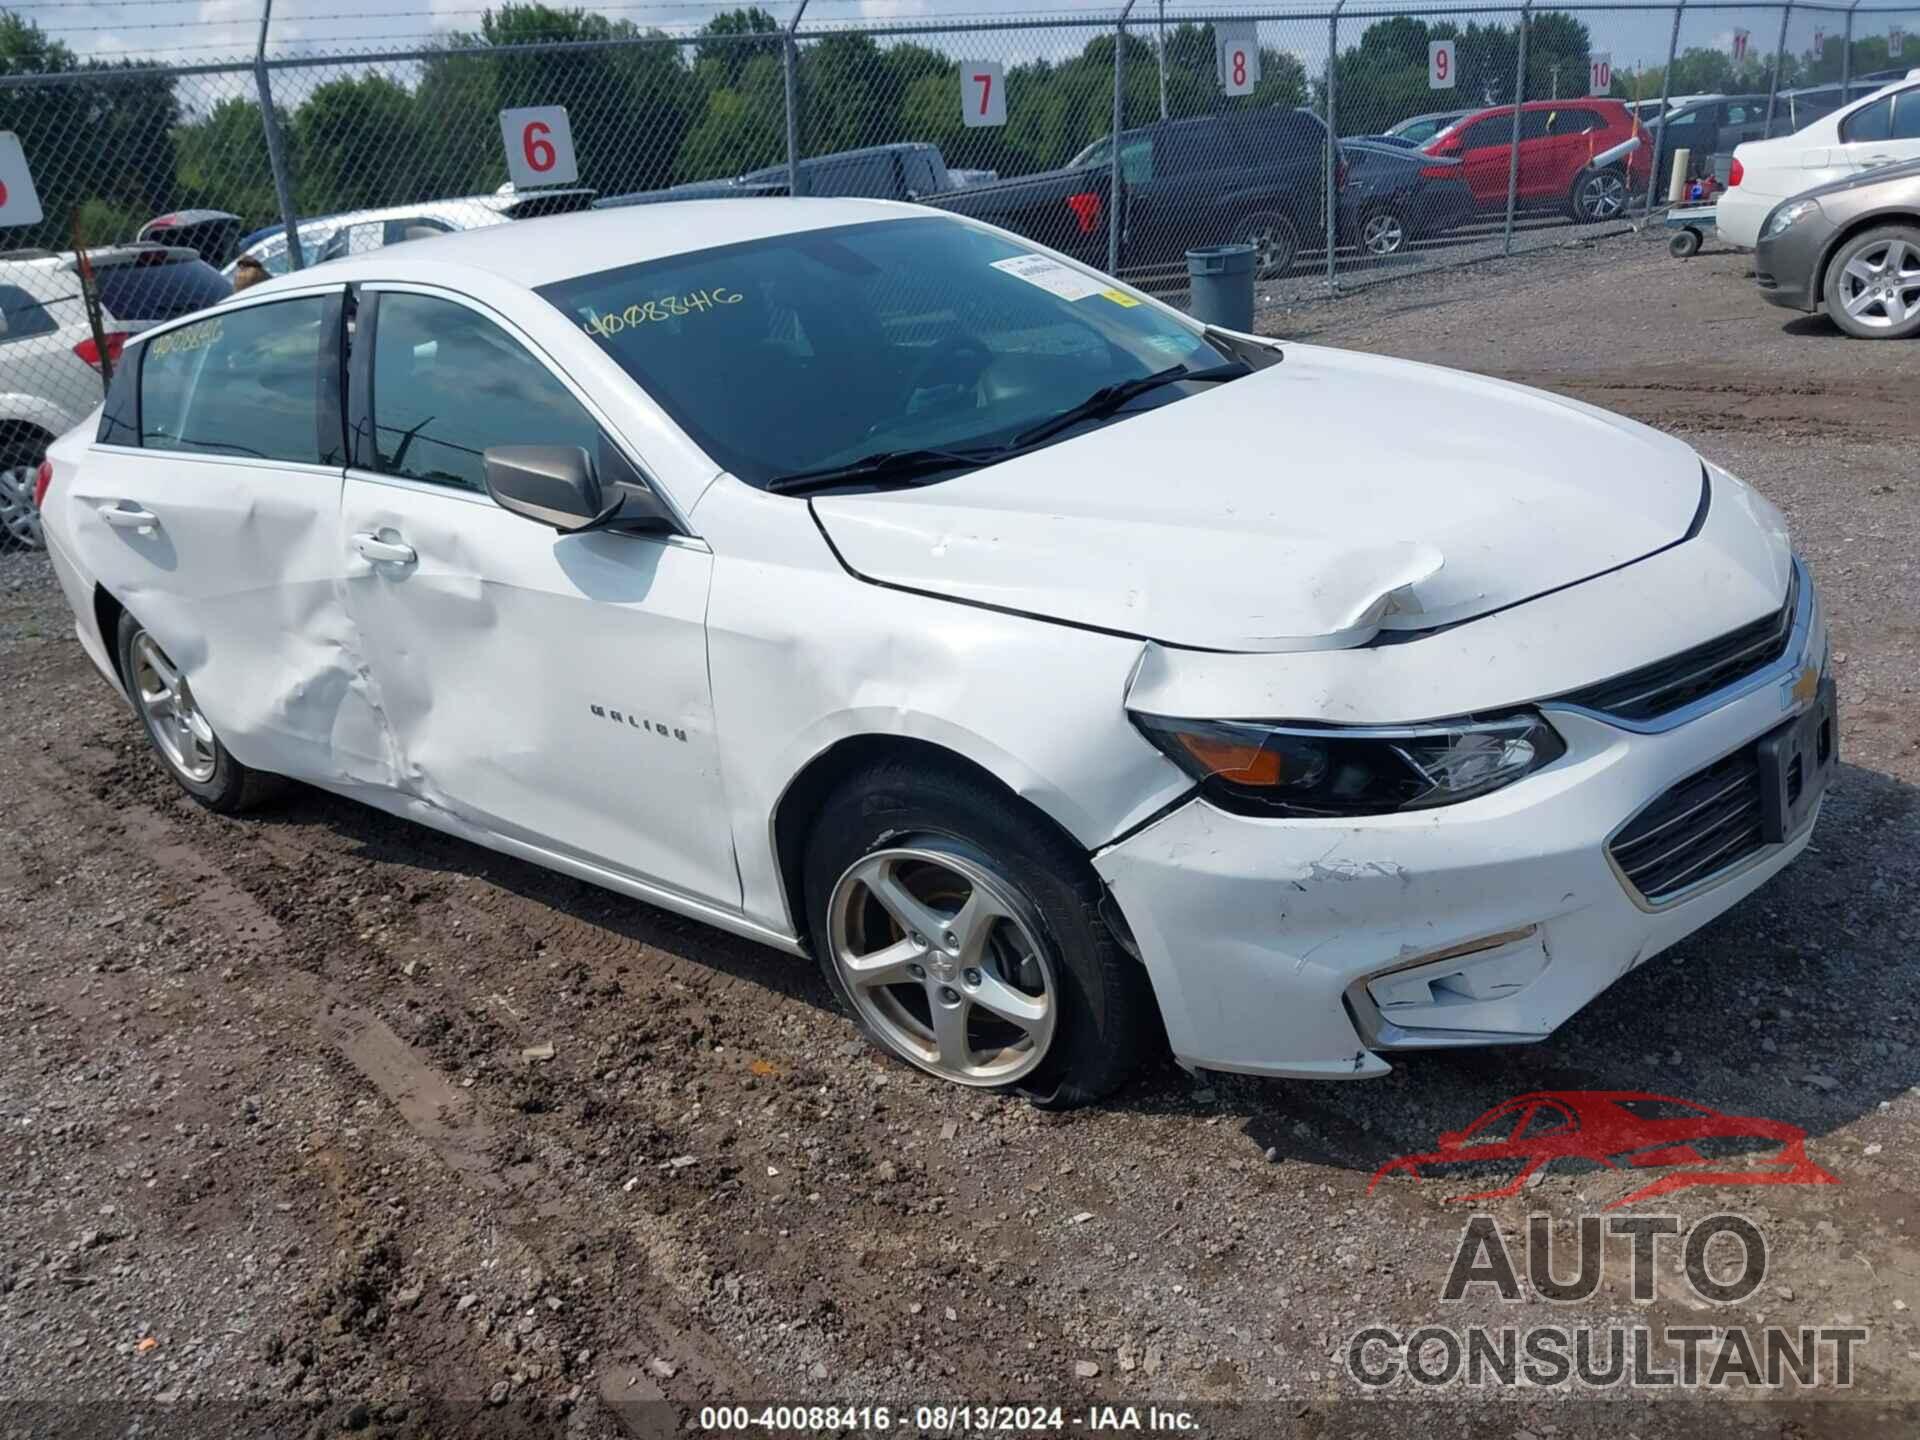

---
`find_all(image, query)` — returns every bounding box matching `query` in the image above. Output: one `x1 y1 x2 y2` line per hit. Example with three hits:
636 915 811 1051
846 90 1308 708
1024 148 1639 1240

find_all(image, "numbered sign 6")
962 61 1006 128
1429 39 1457 91
1589 52 1613 96
1216 22 1261 97
0 132 44 228
500 106 579 189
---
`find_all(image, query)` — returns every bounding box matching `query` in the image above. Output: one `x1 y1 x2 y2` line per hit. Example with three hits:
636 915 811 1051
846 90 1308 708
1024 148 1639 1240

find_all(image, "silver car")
1755 156 1920 339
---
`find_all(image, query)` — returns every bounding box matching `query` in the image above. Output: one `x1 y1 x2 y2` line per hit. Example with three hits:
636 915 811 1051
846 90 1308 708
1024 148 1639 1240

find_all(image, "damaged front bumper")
1093 578 1829 1081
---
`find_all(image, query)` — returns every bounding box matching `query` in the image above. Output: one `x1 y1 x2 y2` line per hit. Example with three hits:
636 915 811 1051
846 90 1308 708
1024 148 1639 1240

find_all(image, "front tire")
116 610 285 813
802 760 1155 1107
1570 166 1629 222
1823 224 1920 339
1359 206 1408 257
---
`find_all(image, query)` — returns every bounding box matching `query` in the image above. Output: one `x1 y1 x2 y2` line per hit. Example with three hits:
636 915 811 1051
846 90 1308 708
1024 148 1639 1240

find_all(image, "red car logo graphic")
1369 1091 1838 1209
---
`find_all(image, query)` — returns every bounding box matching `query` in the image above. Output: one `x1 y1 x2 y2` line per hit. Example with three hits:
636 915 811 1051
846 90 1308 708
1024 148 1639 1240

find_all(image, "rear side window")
138 297 334 464
1458 116 1511 150
0 283 58 342
1845 97 1894 143
95 257 231 323
369 291 602 493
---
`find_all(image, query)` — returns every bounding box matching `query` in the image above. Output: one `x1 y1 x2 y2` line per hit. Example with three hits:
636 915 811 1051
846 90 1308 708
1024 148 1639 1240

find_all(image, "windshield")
538 216 1226 488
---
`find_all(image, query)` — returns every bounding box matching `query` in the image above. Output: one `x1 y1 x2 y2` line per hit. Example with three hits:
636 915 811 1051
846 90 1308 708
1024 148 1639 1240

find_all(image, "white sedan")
35 200 1833 1104
1718 70 1920 248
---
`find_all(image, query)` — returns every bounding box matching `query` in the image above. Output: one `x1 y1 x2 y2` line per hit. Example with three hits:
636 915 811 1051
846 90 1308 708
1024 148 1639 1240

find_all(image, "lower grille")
1610 744 1768 902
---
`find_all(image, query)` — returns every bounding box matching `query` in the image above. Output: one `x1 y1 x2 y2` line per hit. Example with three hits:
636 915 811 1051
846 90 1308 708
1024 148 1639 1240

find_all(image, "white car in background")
1719 70 1920 247
35 201 1831 1104
0 245 230 546
227 186 598 278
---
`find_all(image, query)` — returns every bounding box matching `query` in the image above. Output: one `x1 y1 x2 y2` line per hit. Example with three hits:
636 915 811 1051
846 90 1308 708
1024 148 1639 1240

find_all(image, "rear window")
95 257 232 324
0 283 59 342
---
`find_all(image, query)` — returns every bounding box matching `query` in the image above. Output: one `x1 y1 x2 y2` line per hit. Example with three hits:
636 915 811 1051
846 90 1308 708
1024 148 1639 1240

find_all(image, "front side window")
137 297 333 463
538 216 1225 489
369 291 602 492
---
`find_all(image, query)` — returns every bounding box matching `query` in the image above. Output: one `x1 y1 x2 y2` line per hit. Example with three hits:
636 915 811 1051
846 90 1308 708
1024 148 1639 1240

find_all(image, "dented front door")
336 286 738 909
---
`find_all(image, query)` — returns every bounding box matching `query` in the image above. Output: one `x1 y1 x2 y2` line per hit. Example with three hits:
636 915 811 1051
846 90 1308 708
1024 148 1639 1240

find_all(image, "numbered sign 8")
500 106 579 189
962 61 1006 128
1429 39 1457 91
1215 22 1261 97
1589 52 1613 96
0 132 45 228
1731 30 1751 63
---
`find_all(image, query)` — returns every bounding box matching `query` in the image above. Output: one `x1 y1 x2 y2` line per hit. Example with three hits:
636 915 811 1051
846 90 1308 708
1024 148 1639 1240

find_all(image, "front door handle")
352 532 417 565
99 503 160 531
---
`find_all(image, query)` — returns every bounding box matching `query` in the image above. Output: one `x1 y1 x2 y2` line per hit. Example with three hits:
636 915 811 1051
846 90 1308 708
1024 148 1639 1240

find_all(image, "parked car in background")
1642 94 1767 189
1625 93 1723 124
1068 107 1336 276
1420 99 1651 220
1339 139 1476 255
227 186 598 277
598 143 994 207
1755 156 1920 338
0 245 229 546
35 200 1831 1103
1366 109 1471 149
1718 72 1920 248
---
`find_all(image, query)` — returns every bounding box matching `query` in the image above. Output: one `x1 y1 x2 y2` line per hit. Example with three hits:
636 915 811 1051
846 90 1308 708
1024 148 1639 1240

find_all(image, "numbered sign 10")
500 106 579 189
962 61 1006 127
1428 39 1457 91
1216 22 1261 96
1589 52 1613 96
0 132 44 227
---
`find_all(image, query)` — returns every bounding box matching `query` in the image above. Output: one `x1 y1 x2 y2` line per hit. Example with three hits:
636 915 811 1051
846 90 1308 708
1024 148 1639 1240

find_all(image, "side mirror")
484 443 679 536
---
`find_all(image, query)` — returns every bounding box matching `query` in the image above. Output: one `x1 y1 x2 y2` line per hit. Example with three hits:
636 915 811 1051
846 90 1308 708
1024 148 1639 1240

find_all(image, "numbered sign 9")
1589 52 1613 96
0 132 44 228
962 61 1006 128
1429 39 1457 91
500 106 579 189
1215 22 1261 96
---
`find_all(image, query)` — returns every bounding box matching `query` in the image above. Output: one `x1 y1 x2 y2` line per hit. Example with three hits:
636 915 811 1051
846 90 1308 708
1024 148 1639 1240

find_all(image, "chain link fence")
2 0 1915 552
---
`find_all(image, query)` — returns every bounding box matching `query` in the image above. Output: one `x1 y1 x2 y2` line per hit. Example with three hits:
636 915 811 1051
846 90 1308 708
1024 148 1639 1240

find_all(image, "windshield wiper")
765 447 1000 496
1009 360 1251 450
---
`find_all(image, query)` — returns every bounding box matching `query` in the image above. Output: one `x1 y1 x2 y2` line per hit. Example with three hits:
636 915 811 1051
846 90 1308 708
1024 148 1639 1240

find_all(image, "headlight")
1763 200 1818 239
1132 711 1566 817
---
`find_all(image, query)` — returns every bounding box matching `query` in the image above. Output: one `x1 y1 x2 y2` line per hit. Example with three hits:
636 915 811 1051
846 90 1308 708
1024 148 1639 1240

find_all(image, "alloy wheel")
0 464 41 549
1579 171 1626 221
131 632 218 784
1240 220 1296 278
1835 238 1920 330
1362 212 1406 256
827 845 1057 1087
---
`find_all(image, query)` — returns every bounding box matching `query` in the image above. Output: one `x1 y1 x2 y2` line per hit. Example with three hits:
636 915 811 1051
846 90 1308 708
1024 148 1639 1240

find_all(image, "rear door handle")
99 503 159 530
352 532 417 565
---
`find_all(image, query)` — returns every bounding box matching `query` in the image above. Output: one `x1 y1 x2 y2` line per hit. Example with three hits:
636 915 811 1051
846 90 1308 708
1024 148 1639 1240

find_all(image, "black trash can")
1185 243 1257 331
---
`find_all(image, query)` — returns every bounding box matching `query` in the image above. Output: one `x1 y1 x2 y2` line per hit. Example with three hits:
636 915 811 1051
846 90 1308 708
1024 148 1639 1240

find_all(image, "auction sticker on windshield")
991 254 1111 301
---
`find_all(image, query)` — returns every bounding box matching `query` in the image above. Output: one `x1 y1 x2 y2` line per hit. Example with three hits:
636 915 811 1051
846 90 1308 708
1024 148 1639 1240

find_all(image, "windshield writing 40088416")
582 287 743 338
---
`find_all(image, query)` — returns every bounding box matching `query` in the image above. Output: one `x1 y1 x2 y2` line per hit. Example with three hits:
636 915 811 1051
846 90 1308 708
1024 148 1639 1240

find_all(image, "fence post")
255 0 303 271
1157 0 1168 119
1110 0 1137 275
1326 0 1347 296
1502 2 1532 256
1644 0 1684 216
784 0 810 198
1842 0 1860 89
1764 3 1793 132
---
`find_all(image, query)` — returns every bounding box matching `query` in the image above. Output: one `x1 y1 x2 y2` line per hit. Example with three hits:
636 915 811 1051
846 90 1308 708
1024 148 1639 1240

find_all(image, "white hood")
811 344 1704 654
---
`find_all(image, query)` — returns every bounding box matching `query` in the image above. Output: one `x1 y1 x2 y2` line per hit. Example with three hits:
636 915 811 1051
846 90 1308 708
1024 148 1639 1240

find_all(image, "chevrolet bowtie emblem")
1785 664 1820 710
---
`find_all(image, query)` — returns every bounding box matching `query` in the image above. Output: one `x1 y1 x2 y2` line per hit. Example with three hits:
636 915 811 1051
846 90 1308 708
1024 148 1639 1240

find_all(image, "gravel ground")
3 230 1917 1440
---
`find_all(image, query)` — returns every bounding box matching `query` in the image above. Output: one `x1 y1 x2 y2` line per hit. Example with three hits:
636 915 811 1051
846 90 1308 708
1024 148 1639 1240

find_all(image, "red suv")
1419 99 1651 220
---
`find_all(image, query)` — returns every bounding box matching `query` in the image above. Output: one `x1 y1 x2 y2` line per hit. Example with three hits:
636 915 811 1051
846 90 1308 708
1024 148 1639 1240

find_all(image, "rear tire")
1359 206 1409 257
0 437 47 550
1235 210 1299 279
1668 228 1702 259
1822 224 1920 340
802 759 1156 1108
116 609 285 813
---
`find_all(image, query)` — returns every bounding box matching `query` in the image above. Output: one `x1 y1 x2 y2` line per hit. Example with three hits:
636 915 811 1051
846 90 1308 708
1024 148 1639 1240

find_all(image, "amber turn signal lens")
1174 732 1283 786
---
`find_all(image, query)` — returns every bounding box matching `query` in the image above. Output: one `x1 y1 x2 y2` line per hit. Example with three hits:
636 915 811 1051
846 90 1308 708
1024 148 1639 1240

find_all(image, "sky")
17 0 1918 78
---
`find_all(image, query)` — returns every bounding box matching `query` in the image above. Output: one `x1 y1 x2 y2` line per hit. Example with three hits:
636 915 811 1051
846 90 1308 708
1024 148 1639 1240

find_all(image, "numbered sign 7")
962 61 1006 128
1429 39 1457 91
500 106 579 189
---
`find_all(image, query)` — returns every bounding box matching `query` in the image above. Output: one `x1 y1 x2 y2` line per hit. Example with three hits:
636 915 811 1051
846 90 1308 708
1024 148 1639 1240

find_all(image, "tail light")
73 332 128 370
1337 156 1349 188
1064 191 1102 235
32 459 52 510
1729 157 1744 188
1419 165 1456 180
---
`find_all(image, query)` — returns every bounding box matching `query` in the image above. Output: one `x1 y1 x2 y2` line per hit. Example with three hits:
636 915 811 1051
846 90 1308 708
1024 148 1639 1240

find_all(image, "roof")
241 197 919 296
